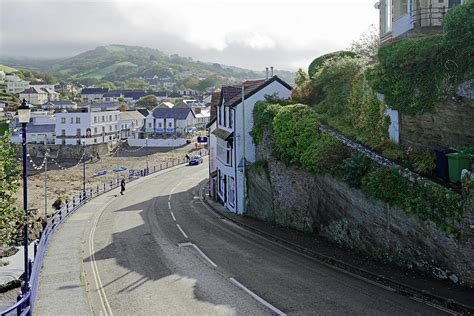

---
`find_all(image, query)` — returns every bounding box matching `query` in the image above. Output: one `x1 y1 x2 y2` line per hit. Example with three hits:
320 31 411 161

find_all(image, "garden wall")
399 99 474 148
247 130 474 284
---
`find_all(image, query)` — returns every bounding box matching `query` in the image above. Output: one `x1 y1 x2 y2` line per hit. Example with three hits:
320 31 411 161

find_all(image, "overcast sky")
0 0 379 71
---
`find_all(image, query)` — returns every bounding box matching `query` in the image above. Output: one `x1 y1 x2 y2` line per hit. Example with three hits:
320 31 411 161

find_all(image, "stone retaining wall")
247 130 474 285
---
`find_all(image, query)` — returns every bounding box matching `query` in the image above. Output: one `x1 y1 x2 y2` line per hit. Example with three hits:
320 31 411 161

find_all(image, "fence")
0 150 208 316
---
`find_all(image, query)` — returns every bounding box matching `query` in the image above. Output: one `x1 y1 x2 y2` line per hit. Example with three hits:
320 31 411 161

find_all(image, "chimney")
265 67 269 80
270 66 274 77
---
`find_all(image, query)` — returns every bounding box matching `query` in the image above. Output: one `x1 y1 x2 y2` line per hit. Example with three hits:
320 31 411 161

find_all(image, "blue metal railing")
1 151 208 316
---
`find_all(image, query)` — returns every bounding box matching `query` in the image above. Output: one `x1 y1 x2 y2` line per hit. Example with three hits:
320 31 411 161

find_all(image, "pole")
241 84 246 214
44 138 48 219
21 123 29 293
146 138 149 172
82 141 86 197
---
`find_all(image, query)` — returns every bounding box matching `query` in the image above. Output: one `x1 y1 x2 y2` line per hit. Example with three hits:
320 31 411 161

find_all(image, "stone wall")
247 130 474 284
399 99 474 148
25 142 112 160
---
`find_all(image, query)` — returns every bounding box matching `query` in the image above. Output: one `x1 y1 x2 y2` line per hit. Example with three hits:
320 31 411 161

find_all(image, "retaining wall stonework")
247 130 474 284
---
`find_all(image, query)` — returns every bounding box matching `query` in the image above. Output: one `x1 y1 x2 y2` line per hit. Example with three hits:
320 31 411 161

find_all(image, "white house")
6 75 30 94
42 100 78 110
81 87 109 102
193 107 210 128
212 76 292 214
19 87 49 105
10 110 56 144
378 0 465 42
119 110 145 139
207 117 218 198
55 105 120 145
144 107 195 138
0 71 5 81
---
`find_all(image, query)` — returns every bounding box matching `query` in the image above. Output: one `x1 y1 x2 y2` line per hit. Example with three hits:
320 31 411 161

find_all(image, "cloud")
0 0 379 70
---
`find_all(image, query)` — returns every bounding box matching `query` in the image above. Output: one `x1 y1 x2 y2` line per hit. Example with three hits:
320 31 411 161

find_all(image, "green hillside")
0 64 18 73
0 44 295 89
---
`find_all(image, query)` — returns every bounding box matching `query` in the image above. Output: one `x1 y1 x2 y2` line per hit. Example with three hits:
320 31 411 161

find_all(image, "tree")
136 95 158 110
294 68 309 86
349 25 380 61
97 81 117 90
125 78 150 89
0 132 22 247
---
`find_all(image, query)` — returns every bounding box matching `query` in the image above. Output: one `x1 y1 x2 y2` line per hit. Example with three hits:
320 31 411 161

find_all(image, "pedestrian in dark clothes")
120 179 126 195
185 153 190 162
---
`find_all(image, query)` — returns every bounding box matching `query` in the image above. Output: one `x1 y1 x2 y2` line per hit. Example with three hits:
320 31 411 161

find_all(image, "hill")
0 64 18 73
1 45 295 90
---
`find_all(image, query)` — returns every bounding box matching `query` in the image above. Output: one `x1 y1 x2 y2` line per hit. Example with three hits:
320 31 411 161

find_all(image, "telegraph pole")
43 135 48 219
241 84 246 214
82 141 86 197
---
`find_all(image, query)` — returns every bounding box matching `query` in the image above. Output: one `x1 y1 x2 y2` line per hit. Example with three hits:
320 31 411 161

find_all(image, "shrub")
313 134 352 174
342 153 371 187
308 51 358 78
290 81 323 106
251 101 283 145
406 147 435 175
361 166 408 206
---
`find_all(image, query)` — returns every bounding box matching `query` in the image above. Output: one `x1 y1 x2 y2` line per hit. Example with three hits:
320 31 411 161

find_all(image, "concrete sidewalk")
34 164 186 315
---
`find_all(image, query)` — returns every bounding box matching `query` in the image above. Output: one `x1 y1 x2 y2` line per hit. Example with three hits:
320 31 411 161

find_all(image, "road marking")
170 211 176 221
89 197 115 316
168 181 183 201
229 277 286 316
168 201 171 210
178 242 217 268
176 224 188 239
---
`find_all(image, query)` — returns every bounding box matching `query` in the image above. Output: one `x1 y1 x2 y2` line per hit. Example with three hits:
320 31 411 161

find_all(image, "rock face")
247 130 474 284
399 99 474 148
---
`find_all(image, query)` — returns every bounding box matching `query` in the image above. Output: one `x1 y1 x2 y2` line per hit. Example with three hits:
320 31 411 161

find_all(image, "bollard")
104 183 106 191
73 196 76 208
97 185 99 195
90 188 92 197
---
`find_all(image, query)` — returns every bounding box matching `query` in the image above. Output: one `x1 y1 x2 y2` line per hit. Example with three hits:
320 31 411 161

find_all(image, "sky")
0 0 379 71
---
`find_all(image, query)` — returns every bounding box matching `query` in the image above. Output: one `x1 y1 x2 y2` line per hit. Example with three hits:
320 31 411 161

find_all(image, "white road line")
176 224 188 239
89 198 115 316
168 181 183 201
170 211 176 221
229 277 286 316
177 242 217 267
191 244 217 267
168 201 171 210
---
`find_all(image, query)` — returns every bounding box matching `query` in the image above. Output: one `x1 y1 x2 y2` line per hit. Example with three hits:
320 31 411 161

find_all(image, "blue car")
189 155 203 165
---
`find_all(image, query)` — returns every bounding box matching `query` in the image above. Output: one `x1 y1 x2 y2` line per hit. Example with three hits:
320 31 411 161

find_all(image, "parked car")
189 155 203 165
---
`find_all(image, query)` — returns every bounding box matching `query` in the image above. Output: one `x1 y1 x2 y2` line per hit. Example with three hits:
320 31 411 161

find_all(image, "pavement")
32 160 458 315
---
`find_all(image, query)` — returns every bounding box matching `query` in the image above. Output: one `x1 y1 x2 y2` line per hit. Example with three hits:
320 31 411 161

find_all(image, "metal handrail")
0 150 209 316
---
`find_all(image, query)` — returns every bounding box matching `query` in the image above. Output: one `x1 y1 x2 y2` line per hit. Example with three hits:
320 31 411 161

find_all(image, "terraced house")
212 75 292 214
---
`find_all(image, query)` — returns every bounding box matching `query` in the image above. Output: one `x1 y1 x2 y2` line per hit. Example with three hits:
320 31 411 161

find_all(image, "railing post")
66 200 69 213
28 259 33 279
34 241 38 258
154 166 156 173
104 183 106 191
97 185 99 195
73 196 76 208
16 293 23 315
90 188 92 197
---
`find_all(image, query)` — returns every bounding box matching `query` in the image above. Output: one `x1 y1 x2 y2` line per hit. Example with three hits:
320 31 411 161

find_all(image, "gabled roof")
152 107 195 120
120 110 144 121
81 87 109 95
136 108 149 117
220 76 292 108
20 87 46 94
103 91 123 97
45 101 76 106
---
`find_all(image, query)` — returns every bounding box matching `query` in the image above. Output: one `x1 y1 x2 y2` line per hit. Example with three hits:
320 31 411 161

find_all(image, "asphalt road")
84 161 451 315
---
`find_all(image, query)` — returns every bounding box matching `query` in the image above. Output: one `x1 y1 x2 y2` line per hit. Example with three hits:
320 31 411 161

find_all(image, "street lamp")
145 137 149 172
82 141 86 199
17 98 31 294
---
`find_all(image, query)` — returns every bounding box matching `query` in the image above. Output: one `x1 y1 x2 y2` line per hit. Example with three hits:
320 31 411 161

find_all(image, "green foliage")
250 101 283 145
290 81 323 106
342 153 371 188
406 147 435 175
136 95 158 110
308 51 358 78
0 132 23 246
294 68 309 86
362 166 408 206
368 1 474 114
349 25 380 61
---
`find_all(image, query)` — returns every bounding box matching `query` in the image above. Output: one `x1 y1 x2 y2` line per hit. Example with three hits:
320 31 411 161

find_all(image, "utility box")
446 152 471 183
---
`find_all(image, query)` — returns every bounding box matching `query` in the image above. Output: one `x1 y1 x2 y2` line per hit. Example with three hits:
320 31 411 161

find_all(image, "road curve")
84 161 450 315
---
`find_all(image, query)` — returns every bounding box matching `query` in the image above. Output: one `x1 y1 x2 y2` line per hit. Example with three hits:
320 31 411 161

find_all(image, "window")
381 0 392 35
102 116 105 122
168 122 172 128
102 126 105 132
394 0 408 20
223 107 227 126
61 117 66 124
94 127 97 134
228 176 235 207
229 109 233 128
148 123 152 128
109 115 112 121
109 125 112 131
76 128 81 136
158 122 162 128
61 129 65 136
70 117 74 124
217 138 232 166
115 115 118 121
76 117 80 124
94 138 97 143
115 125 117 131
94 116 97 123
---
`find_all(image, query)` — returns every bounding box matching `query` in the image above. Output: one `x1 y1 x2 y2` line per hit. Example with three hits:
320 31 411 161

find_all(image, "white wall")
127 138 186 147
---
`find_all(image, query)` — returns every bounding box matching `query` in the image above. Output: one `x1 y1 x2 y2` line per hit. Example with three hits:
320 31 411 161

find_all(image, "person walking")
120 178 126 195
185 153 190 162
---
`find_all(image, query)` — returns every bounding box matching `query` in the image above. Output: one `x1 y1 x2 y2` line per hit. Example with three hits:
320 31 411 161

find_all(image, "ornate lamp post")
17 99 31 294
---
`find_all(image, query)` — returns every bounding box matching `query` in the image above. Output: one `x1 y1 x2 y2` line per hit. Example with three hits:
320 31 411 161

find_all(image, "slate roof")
20 87 45 94
90 103 119 110
103 91 123 97
212 128 232 140
81 88 109 95
152 107 195 120
45 101 76 106
136 108 149 117
26 124 55 133
219 76 292 108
